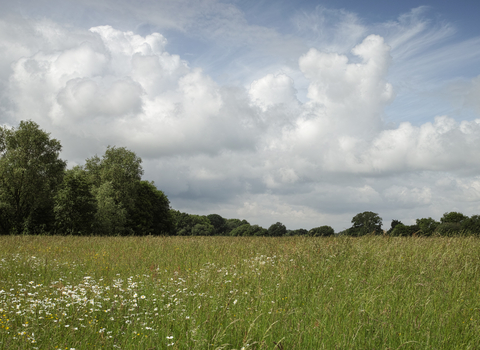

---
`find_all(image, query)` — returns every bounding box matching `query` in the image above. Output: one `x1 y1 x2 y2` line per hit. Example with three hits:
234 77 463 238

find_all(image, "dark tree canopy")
309 225 335 237
440 212 468 224
207 214 227 235
416 217 439 236
0 120 66 234
268 222 287 237
349 211 382 236
54 168 97 235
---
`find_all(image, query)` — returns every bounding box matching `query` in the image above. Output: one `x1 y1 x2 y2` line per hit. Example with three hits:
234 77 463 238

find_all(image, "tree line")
1 121 479 237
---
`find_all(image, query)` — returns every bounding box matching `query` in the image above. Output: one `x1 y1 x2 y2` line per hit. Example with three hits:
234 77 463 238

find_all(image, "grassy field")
0 235 479 349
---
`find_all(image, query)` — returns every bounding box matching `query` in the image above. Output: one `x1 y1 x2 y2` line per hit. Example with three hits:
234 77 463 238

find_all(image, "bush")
224 219 249 235
267 222 287 237
288 229 308 236
440 212 468 224
435 222 462 236
348 211 382 236
416 217 439 236
207 214 227 235
386 220 402 235
389 224 420 237
309 226 334 237
461 215 480 236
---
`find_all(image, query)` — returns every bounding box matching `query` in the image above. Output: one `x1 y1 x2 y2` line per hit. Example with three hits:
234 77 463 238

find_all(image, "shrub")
348 211 382 236
416 217 439 236
389 224 420 237
308 226 335 237
435 222 462 236
267 222 287 237
461 215 480 236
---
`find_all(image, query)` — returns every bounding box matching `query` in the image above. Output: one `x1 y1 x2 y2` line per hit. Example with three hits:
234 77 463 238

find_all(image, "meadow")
0 235 479 349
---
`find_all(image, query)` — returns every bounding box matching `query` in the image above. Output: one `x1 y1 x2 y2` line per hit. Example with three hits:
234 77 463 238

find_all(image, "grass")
0 235 479 349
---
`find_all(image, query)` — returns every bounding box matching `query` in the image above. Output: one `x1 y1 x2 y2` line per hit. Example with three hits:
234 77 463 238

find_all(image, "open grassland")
0 235 479 349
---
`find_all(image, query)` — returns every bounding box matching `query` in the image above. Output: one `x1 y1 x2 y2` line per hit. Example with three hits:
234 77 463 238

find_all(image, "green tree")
54 168 97 235
128 181 174 235
435 222 462 236
416 217 439 236
93 182 127 235
171 210 213 236
288 228 308 236
268 222 287 237
85 146 143 215
386 219 402 235
230 223 252 236
224 218 249 235
309 225 335 237
0 120 66 234
250 224 268 236
461 215 480 236
389 223 419 237
207 214 227 235
349 211 382 236
440 212 468 224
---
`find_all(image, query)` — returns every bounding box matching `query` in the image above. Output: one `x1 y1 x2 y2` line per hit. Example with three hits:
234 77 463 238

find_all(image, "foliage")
85 146 143 214
348 211 382 236
224 218 249 235
229 223 252 236
461 215 480 236
386 219 402 235
128 181 174 235
440 212 468 224
267 222 287 237
0 120 66 234
416 217 440 236
171 210 214 236
207 214 227 235
230 224 268 236
435 222 462 236
54 168 97 235
389 223 420 237
93 182 127 235
288 228 308 236
309 225 335 237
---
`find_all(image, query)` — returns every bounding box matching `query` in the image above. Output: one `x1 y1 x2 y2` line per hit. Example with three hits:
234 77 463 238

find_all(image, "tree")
207 214 227 235
230 223 252 236
386 219 402 235
224 218 249 235
309 225 335 237
416 217 439 236
435 222 461 236
85 146 143 215
84 146 174 235
440 212 468 224
250 224 268 236
349 211 382 236
54 168 97 235
93 182 127 235
461 215 480 236
128 181 174 235
288 228 308 236
389 223 419 237
268 222 287 237
171 210 213 236
0 120 66 234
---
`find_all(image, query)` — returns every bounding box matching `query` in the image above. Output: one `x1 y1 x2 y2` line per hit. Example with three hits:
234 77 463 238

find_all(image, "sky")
1 0 480 231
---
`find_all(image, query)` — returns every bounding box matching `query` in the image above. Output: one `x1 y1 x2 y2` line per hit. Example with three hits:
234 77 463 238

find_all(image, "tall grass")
0 235 479 349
